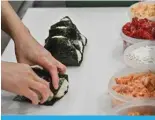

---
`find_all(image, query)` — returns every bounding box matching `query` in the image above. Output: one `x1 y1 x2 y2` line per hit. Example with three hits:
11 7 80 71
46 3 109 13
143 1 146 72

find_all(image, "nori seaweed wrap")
44 16 87 66
13 66 69 106
47 28 84 53
49 27 78 40
44 36 83 66
50 16 77 32
60 16 87 46
48 16 87 46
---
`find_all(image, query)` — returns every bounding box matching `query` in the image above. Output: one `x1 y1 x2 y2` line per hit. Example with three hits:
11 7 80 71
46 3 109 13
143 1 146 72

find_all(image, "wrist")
1 61 8 90
11 25 31 43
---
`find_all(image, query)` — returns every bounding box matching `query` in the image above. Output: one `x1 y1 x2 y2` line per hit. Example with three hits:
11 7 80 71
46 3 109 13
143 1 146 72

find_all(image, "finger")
37 55 59 89
51 57 66 73
29 80 51 104
31 70 49 87
23 89 39 105
38 78 49 88
49 66 59 89
32 75 53 103
56 61 67 74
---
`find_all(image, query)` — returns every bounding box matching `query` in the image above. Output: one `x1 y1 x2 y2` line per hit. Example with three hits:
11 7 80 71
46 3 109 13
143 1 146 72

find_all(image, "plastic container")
109 100 155 115
124 41 155 72
128 1 155 22
108 67 155 108
120 31 153 51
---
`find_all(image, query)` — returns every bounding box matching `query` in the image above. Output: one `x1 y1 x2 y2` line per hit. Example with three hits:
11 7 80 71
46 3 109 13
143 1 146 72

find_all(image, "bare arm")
1 1 66 89
1 1 31 41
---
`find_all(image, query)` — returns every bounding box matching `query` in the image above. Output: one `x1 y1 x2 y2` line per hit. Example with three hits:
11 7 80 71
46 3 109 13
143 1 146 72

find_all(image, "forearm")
1 1 30 42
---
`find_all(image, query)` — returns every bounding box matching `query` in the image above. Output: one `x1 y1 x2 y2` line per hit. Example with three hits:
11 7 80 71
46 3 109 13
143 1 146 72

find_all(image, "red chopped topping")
122 17 155 40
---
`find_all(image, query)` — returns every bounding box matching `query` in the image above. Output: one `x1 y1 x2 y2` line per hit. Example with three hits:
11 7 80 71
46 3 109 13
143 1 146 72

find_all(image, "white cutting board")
2 8 128 115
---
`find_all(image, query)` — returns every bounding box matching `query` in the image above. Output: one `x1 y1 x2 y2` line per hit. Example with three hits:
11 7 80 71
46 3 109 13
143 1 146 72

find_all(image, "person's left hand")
14 33 66 89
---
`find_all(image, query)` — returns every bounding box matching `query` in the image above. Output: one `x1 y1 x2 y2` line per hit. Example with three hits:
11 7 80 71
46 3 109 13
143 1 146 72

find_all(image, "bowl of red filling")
121 17 155 50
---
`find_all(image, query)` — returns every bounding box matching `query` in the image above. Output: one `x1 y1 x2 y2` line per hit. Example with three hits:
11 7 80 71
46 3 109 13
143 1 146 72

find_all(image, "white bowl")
124 41 155 72
120 31 153 51
109 99 155 115
108 67 155 108
128 1 155 22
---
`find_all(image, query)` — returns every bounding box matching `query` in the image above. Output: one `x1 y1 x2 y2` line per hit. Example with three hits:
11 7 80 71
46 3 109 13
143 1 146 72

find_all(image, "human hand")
1 1 66 90
14 32 66 89
1 61 52 105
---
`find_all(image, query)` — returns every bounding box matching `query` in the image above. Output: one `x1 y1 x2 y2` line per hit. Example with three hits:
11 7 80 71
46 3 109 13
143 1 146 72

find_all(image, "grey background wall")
1 1 66 54
1 1 34 54
1 0 137 54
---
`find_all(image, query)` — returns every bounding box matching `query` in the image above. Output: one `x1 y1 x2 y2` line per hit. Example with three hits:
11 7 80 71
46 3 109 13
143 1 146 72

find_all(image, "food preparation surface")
2 8 129 115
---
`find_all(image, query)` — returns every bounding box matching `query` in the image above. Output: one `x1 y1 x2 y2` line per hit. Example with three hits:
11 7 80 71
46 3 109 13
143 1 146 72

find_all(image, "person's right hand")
1 61 52 105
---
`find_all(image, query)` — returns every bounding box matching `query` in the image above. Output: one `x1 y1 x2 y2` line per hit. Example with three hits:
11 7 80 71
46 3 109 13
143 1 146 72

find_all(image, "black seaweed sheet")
46 16 87 46
44 16 87 66
48 27 85 53
13 67 69 106
50 16 80 34
49 27 79 41
45 37 83 66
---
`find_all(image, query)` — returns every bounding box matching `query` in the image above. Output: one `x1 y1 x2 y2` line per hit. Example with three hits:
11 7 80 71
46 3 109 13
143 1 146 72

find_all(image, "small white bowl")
128 1 155 22
108 67 155 108
108 99 155 115
120 31 154 51
124 41 155 72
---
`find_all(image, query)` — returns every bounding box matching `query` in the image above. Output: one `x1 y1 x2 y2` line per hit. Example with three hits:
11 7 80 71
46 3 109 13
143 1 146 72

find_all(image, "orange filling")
112 71 155 98
128 111 153 116
131 3 155 18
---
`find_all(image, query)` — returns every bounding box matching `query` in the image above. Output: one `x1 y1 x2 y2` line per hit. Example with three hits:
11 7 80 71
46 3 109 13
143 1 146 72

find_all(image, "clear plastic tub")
124 41 155 72
108 67 155 108
120 31 153 51
109 100 155 115
122 1 155 50
128 1 155 22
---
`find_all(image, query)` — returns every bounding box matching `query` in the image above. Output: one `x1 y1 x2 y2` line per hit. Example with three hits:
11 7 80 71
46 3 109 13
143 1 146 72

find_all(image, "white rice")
73 40 83 53
61 18 69 21
127 46 155 64
80 34 86 45
55 78 69 98
76 49 82 62
52 36 66 39
56 26 67 29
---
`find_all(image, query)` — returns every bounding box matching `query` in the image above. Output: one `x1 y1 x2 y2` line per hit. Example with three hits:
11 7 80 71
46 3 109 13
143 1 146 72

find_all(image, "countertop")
2 8 129 115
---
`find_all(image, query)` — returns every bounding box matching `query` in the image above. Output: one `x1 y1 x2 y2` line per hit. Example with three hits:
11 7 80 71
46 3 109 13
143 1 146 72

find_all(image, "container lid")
108 99 155 115
108 67 155 105
124 41 155 72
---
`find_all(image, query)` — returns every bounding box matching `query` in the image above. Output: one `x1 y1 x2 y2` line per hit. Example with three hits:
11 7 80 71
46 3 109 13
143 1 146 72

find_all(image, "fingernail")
33 101 38 105
55 84 59 89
